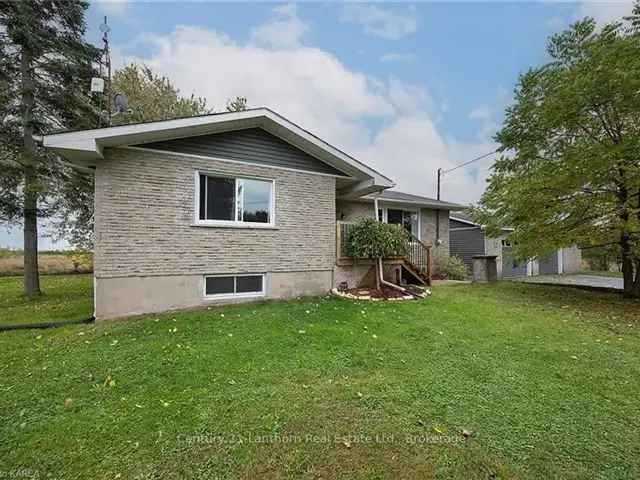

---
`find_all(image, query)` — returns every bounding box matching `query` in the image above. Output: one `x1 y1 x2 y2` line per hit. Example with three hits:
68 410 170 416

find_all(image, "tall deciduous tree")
475 5 640 297
0 0 100 295
111 64 209 125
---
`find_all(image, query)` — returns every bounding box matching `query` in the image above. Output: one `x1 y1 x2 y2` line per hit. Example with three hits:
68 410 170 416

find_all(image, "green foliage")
111 64 210 125
226 96 248 112
475 4 640 296
582 245 621 272
433 250 470 280
346 218 409 259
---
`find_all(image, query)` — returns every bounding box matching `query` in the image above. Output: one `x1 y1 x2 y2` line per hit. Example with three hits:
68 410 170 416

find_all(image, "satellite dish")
99 18 110 34
113 93 128 113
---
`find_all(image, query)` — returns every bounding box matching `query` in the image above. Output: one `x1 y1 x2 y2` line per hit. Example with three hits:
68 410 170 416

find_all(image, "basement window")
196 172 274 227
204 274 265 299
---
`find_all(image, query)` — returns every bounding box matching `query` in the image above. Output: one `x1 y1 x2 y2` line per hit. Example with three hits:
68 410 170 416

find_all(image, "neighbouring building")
449 212 582 278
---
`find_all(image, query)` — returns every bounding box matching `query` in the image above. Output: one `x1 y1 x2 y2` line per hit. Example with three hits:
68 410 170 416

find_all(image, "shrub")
346 218 409 260
433 251 469 280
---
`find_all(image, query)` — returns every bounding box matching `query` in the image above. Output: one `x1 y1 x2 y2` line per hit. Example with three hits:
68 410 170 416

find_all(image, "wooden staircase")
402 232 432 286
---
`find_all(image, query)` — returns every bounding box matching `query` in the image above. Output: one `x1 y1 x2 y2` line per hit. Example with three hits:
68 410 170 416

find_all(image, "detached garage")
449 213 581 278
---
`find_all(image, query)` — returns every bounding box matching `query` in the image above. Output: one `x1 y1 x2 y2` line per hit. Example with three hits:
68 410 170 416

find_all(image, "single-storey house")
42 108 462 319
449 212 582 278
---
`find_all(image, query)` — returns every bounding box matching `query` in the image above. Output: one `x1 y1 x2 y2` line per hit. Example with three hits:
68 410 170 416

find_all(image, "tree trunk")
620 233 638 298
21 48 40 296
375 258 381 291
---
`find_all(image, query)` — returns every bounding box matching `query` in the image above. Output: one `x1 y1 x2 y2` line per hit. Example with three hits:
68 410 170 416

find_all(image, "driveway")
515 274 623 291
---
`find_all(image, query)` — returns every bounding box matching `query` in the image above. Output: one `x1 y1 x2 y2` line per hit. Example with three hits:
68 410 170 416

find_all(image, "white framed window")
195 171 275 227
204 273 265 299
378 207 420 239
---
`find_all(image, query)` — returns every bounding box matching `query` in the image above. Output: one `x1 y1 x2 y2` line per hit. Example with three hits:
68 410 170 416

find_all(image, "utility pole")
435 168 442 244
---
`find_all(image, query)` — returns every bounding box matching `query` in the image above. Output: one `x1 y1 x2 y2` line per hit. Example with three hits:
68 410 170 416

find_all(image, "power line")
442 149 499 174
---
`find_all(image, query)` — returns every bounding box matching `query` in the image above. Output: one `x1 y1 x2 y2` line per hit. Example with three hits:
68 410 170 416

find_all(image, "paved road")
516 274 623 291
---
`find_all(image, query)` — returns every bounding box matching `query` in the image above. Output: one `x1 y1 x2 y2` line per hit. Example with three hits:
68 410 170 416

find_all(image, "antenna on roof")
90 17 113 127
100 16 113 125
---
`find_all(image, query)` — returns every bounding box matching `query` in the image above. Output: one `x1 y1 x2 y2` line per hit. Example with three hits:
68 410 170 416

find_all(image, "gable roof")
40 108 395 195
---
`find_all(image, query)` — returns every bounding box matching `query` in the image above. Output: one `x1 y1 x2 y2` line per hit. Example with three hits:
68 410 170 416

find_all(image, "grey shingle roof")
362 190 465 210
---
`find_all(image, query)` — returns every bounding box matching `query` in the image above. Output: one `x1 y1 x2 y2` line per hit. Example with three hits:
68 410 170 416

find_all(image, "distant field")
0 249 92 276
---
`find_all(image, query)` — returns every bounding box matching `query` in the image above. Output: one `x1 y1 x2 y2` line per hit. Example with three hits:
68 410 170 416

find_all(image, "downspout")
374 195 380 221
378 258 421 298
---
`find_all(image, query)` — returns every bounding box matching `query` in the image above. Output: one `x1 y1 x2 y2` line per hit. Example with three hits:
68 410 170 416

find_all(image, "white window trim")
377 206 421 240
203 273 266 300
194 170 276 228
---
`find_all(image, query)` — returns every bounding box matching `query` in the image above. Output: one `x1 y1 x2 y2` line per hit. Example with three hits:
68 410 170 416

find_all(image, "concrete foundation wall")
96 270 332 320
333 263 375 289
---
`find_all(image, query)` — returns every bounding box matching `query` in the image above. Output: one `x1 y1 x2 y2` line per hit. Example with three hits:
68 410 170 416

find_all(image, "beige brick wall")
94 148 336 278
336 200 375 221
420 208 449 254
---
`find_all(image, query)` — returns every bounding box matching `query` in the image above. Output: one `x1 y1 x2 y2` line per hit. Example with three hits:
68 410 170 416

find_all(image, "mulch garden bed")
332 285 430 301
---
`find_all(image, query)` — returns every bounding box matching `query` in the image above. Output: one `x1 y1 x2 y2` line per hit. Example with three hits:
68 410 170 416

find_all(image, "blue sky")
1 0 634 249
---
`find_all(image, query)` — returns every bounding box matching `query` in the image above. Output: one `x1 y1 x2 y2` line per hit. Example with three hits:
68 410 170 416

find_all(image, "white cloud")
577 0 635 25
250 3 308 49
340 4 418 40
120 6 494 205
94 0 129 17
468 106 492 121
357 115 496 204
379 52 416 63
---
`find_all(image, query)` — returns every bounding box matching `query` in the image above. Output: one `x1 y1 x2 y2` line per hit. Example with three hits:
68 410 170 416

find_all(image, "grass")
0 274 93 326
1 275 639 479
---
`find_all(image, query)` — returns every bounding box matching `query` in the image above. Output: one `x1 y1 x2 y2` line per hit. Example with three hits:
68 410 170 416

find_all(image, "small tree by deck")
346 218 409 290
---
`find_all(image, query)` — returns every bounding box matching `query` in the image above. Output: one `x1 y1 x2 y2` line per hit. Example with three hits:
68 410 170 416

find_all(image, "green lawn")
0 274 93 325
1 275 639 479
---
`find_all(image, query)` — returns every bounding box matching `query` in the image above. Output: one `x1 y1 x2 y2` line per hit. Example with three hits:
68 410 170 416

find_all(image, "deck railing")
337 221 432 284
